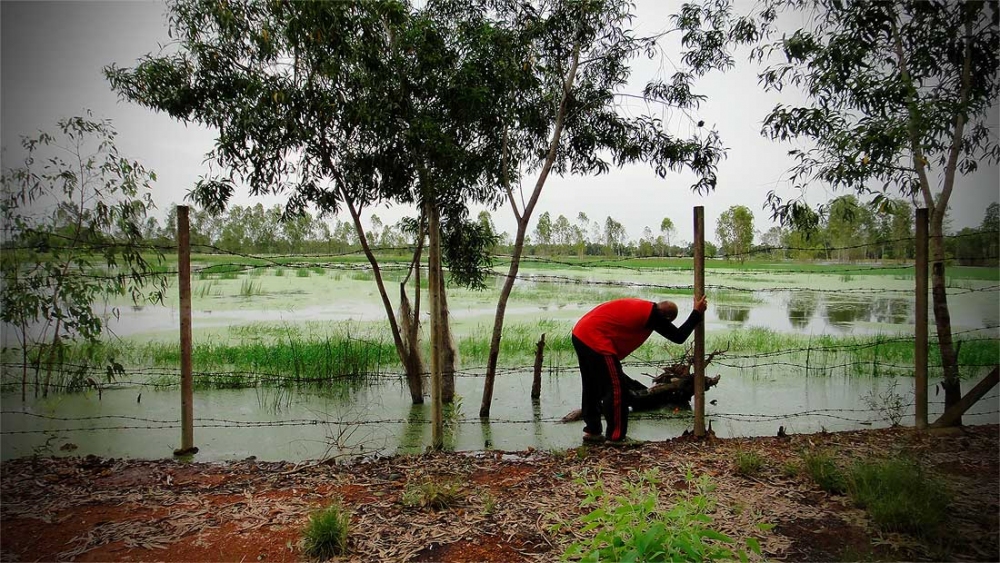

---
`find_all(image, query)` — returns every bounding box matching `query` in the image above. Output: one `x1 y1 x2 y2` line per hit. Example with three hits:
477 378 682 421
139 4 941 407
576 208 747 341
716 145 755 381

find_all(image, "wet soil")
2 425 997 562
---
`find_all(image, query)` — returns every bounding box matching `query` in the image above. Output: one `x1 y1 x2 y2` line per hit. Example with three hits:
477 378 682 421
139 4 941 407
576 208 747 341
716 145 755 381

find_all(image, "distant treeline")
137 198 998 265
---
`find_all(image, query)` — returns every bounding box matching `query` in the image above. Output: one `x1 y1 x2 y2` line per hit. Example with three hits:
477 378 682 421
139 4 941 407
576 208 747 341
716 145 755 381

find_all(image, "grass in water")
239 279 264 297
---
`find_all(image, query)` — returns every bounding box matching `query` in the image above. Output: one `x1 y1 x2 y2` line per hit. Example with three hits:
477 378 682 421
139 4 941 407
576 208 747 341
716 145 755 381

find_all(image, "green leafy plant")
401 478 463 511
480 491 498 516
846 458 950 536
302 502 350 559
1 113 168 399
560 468 768 562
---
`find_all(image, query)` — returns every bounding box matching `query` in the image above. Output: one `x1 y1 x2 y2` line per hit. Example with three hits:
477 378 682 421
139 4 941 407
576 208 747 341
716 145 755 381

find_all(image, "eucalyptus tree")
107 0 526 417
825 195 874 261
660 216 676 256
1 115 169 400
533 211 553 250
715 205 754 261
677 0 999 416
477 0 725 417
604 216 627 256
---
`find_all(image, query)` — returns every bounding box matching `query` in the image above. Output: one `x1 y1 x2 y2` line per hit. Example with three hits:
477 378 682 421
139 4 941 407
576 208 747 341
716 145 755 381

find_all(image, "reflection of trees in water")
787 292 818 328
824 298 871 327
870 297 911 325
716 305 750 324
399 404 427 453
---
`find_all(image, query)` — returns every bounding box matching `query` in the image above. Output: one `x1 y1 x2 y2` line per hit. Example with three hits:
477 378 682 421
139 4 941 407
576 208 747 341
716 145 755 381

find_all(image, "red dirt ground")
2 425 997 562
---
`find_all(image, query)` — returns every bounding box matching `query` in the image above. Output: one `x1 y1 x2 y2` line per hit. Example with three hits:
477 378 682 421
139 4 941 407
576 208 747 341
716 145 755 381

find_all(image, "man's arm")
648 296 708 344
651 309 703 344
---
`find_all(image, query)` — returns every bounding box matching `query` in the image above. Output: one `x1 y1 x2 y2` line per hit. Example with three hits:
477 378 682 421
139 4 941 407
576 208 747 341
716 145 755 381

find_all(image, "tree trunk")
929 212 962 419
398 282 424 404
427 200 444 449
340 186 421 402
438 264 456 404
891 10 971 425
480 41 581 418
399 225 427 404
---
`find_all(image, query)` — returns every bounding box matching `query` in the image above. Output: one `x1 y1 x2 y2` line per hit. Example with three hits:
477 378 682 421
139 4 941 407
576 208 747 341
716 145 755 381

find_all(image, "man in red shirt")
572 296 708 444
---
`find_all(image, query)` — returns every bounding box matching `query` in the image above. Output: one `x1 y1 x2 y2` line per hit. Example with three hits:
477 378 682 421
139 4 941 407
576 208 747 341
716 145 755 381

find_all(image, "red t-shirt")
572 298 655 359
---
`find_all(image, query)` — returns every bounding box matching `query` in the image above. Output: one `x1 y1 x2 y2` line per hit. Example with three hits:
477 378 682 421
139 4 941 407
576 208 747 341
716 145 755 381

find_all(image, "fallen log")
561 346 726 423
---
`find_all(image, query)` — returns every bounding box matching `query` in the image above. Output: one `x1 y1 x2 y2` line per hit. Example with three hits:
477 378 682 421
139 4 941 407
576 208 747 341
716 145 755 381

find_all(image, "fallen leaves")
1 426 997 562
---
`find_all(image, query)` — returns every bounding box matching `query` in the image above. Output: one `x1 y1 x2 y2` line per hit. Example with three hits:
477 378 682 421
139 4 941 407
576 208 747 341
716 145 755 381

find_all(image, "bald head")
656 300 678 323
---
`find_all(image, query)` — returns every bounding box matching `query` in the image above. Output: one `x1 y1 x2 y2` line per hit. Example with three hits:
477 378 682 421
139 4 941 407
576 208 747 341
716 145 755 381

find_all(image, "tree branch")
889 15 934 210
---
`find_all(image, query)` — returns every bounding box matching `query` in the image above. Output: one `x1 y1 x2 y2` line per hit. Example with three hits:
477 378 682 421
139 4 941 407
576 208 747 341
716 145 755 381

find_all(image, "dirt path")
2 425 997 562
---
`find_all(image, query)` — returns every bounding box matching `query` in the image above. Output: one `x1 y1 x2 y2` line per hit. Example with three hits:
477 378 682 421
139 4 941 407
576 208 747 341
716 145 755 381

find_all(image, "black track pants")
572 335 628 441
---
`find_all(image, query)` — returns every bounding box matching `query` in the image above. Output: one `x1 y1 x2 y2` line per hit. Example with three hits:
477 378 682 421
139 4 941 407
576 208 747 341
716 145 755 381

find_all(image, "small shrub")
802 450 846 494
402 478 463 511
296 268 311 278
861 381 909 427
302 503 350 559
846 458 950 536
734 449 765 477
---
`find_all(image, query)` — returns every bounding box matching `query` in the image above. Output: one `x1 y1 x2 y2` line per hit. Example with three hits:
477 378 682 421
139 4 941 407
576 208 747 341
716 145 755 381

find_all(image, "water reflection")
716 305 750 324
870 297 911 325
787 293 818 329
819 295 914 329
399 404 426 453
824 298 871 328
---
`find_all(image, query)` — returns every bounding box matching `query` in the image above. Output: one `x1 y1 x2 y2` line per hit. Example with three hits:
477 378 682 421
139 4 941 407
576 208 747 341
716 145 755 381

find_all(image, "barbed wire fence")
2 218 998 453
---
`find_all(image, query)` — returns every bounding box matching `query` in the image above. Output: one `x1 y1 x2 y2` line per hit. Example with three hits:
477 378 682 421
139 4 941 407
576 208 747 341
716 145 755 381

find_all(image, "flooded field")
2 260 998 461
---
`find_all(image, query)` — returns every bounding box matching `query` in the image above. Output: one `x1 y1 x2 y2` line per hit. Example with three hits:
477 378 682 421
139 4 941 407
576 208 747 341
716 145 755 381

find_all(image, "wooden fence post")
427 202 444 450
915 208 928 430
174 205 196 456
531 334 545 401
693 206 706 437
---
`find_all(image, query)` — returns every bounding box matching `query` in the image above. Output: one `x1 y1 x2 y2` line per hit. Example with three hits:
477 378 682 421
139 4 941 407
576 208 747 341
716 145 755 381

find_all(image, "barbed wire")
3 400 997 435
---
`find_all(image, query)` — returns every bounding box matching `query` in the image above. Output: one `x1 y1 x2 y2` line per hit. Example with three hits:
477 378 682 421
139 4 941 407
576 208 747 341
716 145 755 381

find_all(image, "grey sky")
3 0 998 245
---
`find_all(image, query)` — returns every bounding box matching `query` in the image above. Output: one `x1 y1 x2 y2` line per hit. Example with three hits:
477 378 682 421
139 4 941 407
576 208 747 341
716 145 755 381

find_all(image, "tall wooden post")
427 202 444 450
914 208 929 430
174 206 195 456
693 206 706 437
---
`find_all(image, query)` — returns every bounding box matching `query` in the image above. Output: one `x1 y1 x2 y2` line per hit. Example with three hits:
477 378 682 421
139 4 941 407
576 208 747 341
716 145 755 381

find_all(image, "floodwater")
2 265 998 461
58 267 999 341
2 368 997 462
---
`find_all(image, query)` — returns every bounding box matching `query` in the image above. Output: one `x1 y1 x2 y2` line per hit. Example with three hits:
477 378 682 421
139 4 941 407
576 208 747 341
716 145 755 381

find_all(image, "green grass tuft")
302 503 350 559
802 450 846 494
402 478 464 511
846 458 950 536
734 449 766 477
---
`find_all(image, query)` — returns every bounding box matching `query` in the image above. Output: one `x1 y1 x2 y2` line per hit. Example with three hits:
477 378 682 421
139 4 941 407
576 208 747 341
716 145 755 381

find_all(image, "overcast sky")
3 0 998 245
